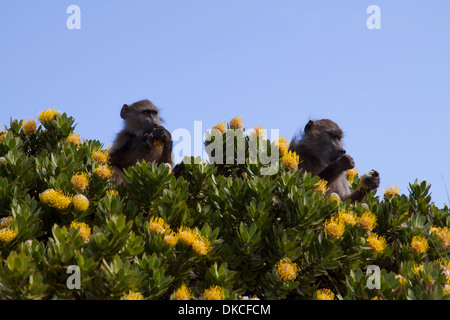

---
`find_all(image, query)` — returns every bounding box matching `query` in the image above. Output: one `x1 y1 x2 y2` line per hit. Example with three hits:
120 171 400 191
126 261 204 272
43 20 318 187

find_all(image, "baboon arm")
161 141 173 166
318 162 343 184
341 190 366 203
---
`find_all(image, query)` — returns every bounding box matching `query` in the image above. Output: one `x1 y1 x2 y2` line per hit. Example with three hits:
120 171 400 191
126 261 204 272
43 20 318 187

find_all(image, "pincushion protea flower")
411 235 429 255
91 148 109 164
367 233 387 254
70 221 91 243
172 284 192 300
281 150 299 171
40 189 72 210
276 258 298 281
121 290 144 300
212 122 226 134
316 288 335 300
358 211 377 232
71 173 89 192
38 108 57 123
346 168 358 185
274 137 289 156
67 132 81 145
72 194 89 212
228 116 243 130
22 118 36 135
324 216 345 239
383 185 400 198
94 164 113 179
203 285 224 300
0 228 18 243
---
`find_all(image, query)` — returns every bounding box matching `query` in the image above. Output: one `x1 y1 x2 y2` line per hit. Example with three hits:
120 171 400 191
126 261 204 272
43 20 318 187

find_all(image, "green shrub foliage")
0 111 449 300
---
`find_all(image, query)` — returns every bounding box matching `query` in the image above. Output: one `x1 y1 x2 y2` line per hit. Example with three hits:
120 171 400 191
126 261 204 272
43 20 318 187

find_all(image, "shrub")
0 111 448 300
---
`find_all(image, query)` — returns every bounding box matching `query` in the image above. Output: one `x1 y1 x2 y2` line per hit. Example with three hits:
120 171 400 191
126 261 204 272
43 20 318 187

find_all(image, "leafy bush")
0 111 449 300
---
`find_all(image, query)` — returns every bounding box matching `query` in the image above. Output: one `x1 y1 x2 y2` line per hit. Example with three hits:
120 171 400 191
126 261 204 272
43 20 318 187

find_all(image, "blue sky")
1 1 449 207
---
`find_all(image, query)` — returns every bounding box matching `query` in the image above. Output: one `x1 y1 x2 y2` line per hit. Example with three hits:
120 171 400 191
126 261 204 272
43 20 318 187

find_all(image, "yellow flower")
106 189 119 197
94 164 113 179
172 284 192 300
0 228 18 243
395 274 408 286
329 193 341 204
91 148 109 164
0 130 7 144
281 150 299 171
276 258 299 281
0 216 14 229
430 226 440 233
67 132 81 145
163 230 178 247
212 122 226 135
413 263 424 276
22 118 36 135
444 285 450 296
40 189 72 210
324 216 345 239
228 116 243 130
70 221 91 243
71 173 89 192
383 185 400 198
338 209 358 226
367 233 387 254
371 296 384 300
203 285 224 300
121 290 144 300
358 211 377 232
316 288 335 300
315 179 329 194
72 194 89 212
436 227 450 248
252 125 265 139
177 226 198 246
153 139 164 149
411 235 429 255
192 236 211 256
38 108 57 123
148 216 169 234
346 168 359 185
274 137 289 156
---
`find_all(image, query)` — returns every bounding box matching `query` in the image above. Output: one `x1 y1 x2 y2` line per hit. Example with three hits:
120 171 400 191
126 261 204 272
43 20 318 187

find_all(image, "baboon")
288 119 379 203
109 99 173 184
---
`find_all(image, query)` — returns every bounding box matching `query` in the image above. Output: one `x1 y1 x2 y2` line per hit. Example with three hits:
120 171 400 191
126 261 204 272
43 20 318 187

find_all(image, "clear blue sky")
1 1 449 207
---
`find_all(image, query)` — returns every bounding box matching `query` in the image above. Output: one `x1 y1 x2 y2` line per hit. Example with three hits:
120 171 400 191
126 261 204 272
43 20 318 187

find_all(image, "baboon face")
302 119 346 164
121 100 161 136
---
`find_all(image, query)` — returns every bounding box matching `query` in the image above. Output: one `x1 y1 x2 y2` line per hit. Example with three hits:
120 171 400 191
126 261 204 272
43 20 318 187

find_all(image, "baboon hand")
336 155 355 171
361 170 380 191
151 126 172 143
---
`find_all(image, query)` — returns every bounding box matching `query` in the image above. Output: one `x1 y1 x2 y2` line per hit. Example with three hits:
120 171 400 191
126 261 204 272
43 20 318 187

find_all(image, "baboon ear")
304 120 315 133
120 104 129 119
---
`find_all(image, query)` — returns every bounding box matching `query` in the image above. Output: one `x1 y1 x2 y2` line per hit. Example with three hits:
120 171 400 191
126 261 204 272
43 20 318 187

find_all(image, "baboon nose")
339 149 346 155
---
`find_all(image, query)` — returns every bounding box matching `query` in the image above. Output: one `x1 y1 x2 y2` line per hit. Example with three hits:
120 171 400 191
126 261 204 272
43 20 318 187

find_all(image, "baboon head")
299 119 346 165
121 99 161 136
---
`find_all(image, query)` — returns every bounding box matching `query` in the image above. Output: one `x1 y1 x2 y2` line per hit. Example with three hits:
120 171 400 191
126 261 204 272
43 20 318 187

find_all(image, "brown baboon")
109 99 173 184
289 119 379 203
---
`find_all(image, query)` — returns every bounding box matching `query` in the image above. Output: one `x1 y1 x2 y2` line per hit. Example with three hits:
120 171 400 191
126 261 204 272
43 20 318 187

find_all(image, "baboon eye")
143 110 156 116
329 133 341 140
